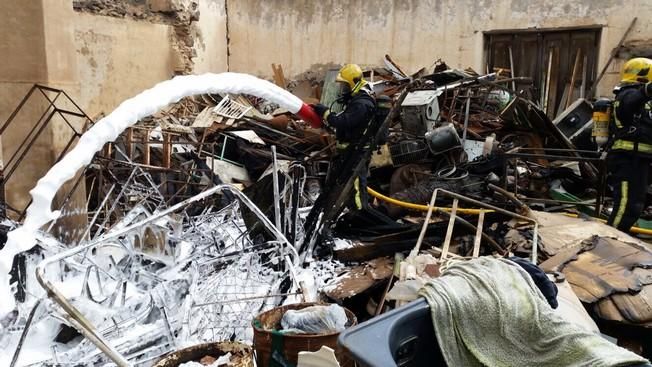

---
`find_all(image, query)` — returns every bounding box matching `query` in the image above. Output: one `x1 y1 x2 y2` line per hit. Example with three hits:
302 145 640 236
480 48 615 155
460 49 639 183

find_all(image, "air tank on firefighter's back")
592 98 612 149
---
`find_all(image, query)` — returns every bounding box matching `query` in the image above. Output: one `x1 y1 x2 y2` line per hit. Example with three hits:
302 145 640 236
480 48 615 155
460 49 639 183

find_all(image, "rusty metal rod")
5 108 57 173
10 299 43 367
192 292 303 307
0 84 39 134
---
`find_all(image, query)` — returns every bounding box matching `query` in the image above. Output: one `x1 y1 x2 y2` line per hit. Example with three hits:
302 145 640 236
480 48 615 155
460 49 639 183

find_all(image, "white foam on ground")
0 73 303 316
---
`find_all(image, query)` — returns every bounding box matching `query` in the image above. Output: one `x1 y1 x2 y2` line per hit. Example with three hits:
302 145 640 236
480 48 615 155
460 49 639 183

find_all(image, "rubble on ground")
1 56 652 365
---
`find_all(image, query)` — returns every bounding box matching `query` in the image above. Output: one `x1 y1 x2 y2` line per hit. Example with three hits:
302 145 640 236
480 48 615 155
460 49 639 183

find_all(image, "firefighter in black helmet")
311 64 376 210
607 57 652 231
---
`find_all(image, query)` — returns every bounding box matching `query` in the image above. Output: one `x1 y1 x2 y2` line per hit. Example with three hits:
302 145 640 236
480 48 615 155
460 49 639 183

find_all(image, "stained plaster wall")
0 0 56 217
193 0 228 73
226 0 651 97
73 0 228 118
73 13 176 118
0 0 228 225
0 0 90 236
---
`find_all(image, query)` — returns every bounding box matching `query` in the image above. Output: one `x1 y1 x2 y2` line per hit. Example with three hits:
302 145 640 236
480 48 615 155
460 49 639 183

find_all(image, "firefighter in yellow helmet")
607 57 652 231
311 64 376 210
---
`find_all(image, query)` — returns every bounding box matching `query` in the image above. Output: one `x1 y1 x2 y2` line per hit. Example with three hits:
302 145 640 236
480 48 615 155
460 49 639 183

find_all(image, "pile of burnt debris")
1 56 652 366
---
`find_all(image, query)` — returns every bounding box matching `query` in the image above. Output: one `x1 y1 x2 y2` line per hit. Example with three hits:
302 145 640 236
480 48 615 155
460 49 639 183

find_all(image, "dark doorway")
485 27 602 118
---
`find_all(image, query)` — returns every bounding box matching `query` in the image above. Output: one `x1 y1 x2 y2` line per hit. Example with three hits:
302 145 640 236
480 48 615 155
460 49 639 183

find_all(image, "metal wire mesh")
184 249 285 343
27 185 294 365
179 203 250 256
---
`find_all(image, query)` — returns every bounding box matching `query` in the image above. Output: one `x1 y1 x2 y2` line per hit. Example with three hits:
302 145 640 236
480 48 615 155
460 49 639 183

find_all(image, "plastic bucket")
252 302 357 367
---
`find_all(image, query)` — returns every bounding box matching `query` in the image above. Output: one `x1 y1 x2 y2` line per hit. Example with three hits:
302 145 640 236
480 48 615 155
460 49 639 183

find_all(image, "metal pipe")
488 183 527 212
440 199 459 260
271 146 282 233
490 77 533 84
543 48 553 111
0 85 39 135
44 167 89 232
60 88 96 124
192 292 303 307
155 291 177 350
513 147 601 155
243 118 314 145
91 169 139 240
434 73 498 93
519 197 596 206
56 108 90 120
503 152 602 162
8 89 63 164
410 183 439 258
595 154 607 216
78 184 116 244
472 212 485 258
508 46 517 92
434 188 533 223
5 108 58 177
533 222 539 264
10 299 43 367
462 96 470 146
35 83 68 93
59 311 129 366
289 164 304 249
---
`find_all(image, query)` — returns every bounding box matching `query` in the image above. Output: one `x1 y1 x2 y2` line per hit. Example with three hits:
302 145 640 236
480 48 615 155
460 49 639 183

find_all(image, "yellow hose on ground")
366 186 492 215
562 213 652 236
368 186 652 236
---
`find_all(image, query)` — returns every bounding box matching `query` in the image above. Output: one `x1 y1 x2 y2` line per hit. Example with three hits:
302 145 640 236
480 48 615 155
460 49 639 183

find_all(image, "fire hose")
366 186 491 215
367 186 652 236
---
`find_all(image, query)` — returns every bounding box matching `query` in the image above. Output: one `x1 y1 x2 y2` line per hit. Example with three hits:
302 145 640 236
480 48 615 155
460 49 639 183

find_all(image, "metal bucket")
153 341 253 367
252 303 357 367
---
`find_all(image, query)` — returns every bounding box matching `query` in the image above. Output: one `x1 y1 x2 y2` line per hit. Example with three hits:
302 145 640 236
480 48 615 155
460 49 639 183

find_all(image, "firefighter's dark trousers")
607 151 651 231
326 150 370 211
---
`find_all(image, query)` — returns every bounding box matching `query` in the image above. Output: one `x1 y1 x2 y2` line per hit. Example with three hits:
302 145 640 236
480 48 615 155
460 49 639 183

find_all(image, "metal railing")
1 84 93 220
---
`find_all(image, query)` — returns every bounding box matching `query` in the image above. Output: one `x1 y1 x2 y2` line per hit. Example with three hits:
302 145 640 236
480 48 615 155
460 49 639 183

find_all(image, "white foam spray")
0 73 304 316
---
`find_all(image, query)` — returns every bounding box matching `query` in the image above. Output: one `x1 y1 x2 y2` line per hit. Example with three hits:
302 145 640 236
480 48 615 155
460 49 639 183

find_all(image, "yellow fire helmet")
621 57 652 85
336 64 366 93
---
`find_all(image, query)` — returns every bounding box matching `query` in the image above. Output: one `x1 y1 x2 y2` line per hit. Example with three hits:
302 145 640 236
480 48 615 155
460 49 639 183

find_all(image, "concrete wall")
0 0 90 233
226 0 651 97
71 0 228 118
193 0 229 73
73 13 176 117
0 0 55 216
0 0 229 223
